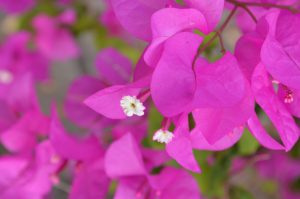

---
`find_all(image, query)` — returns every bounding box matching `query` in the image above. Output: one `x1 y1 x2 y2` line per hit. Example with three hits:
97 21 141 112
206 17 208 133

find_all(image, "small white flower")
0 70 13 84
153 129 174 144
120 96 145 117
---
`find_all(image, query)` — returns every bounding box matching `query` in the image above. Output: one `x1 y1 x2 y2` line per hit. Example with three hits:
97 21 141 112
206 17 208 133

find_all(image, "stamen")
284 93 294 104
282 86 294 104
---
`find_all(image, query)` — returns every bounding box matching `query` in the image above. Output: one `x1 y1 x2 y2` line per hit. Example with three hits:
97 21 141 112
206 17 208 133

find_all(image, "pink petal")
142 149 170 170
84 76 150 119
236 6 266 33
114 177 147 199
95 48 132 85
192 82 254 144
0 142 60 198
191 125 243 151
0 100 16 132
261 11 300 89
148 167 201 198
64 75 106 127
194 52 247 108
112 120 147 143
33 14 79 61
166 122 201 173
235 32 263 81
247 115 284 150
184 0 224 31
133 50 154 81
151 32 202 117
0 0 35 13
262 35 300 90
104 134 146 178
58 9 77 25
145 8 208 66
251 64 299 151
50 112 103 160
70 159 109 199
6 74 39 113
0 156 31 198
0 110 49 153
110 0 169 41
166 136 200 173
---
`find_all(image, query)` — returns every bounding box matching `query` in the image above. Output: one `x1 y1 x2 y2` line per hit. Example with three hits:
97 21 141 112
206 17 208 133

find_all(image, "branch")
239 4 258 23
227 0 300 14
192 6 239 68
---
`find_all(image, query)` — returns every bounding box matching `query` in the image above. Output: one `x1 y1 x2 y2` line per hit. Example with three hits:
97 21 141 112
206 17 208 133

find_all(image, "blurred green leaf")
175 0 185 5
108 180 117 198
194 149 236 197
238 130 260 156
229 186 254 199
261 180 278 195
19 0 60 31
148 104 163 134
290 140 300 158
141 104 164 148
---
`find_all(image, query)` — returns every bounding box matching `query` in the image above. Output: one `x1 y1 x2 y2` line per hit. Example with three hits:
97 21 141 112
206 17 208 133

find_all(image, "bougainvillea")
0 0 300 198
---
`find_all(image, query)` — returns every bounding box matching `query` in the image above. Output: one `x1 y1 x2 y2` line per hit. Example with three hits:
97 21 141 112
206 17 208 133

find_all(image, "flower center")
120 96 145 117
130 102 136 109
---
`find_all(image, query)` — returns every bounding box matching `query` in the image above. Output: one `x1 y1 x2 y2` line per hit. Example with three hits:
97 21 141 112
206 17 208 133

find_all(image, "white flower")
0 70 13 84
153 129 174 144
120 96 145 117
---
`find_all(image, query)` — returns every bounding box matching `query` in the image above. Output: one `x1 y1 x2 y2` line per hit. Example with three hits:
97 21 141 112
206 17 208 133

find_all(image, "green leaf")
229 185 254 199
261 180 278 194
194 150 236 197
148 104 163 134
141 105 164 148
238 129 260 156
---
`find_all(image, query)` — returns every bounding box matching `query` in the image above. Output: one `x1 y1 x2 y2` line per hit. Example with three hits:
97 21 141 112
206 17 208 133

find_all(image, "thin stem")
219 6 239 33
217 32 226 55
161 117 171 130
137 89 151 103
192 6 238 68
227 0 300 13
240 4 258 23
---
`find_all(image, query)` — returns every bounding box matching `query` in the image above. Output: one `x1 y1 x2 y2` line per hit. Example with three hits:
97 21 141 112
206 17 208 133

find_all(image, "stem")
227 0 300 13
192 6 238 68
217 32 226 55
161 118 171 130
240 4 258 23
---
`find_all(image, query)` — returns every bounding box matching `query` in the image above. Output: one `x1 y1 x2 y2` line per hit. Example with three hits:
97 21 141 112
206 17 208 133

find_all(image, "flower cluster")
0 0 299 198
